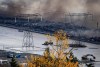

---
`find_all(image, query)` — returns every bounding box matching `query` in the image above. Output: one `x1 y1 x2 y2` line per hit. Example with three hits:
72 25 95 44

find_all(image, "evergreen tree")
10 56 19 67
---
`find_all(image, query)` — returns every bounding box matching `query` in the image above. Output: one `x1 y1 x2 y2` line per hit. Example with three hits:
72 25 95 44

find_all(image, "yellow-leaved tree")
24 30 79 67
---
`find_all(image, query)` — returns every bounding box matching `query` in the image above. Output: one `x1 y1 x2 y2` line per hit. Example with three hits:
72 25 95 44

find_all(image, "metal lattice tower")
22 31 34 50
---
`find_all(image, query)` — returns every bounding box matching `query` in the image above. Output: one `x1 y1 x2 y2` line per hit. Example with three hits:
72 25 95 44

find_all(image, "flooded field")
0 26 100 67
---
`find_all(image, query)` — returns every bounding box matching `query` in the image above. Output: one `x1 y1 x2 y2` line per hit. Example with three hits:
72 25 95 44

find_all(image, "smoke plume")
0 0 87 17
0 0 27 15
86 0 100 28
0 0 100 28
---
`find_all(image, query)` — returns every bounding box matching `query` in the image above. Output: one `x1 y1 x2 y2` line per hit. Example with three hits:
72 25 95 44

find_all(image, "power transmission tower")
22 31 34 50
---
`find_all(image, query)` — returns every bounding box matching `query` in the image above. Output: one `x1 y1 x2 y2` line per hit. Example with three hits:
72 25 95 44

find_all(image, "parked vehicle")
0 59 9 64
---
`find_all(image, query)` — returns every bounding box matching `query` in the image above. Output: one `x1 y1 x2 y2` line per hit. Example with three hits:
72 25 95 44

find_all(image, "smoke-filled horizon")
0 0 100 28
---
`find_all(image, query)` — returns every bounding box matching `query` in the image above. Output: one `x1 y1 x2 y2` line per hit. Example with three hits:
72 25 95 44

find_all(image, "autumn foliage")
24 30 79 67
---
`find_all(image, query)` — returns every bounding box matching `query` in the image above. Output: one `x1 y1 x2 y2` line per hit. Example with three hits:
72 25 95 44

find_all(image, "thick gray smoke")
86 0 100 28
0 0 27 15
41 0 87 21
0 0 87 17
0 0 100 28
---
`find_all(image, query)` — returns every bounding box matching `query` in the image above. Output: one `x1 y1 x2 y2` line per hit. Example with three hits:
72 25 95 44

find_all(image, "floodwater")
0 26 100 67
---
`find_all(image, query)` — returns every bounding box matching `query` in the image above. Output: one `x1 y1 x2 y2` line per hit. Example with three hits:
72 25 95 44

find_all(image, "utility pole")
97 22 99 30
15 17 16 23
